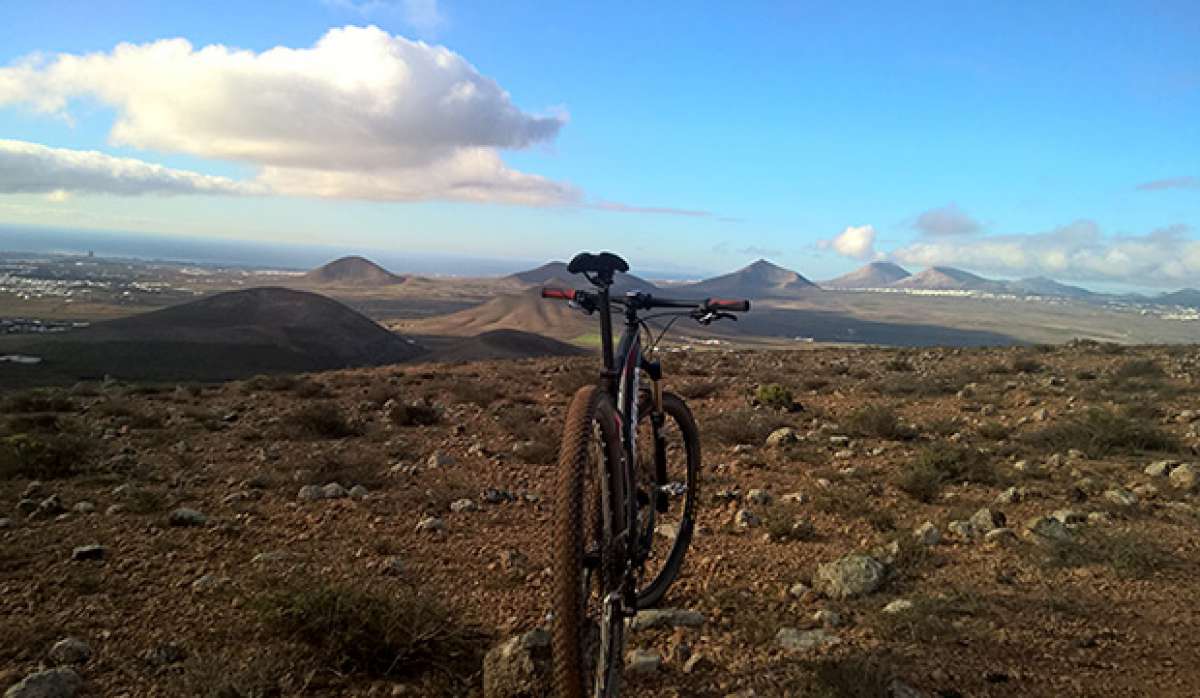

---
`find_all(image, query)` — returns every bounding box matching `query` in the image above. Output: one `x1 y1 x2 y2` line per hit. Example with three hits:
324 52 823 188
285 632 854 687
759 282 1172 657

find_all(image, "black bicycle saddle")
567 251 630 276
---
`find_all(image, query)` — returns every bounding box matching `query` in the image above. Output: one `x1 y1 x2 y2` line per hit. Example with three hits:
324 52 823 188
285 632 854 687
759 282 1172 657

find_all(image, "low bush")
894 442 996 502
843 405 915 440
1023 407 1179 458
255 581 487 682
0 433 92 480
754 383 796 411
1036 529 1176 579
0 389 74 414
389 403 441 427
289 403 361 439
705 409 792 446
976 421 1013 441
676 380 720 400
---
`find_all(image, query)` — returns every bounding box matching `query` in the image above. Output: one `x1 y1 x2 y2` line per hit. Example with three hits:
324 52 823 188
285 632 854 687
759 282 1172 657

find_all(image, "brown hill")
6 287 423 383
439 329 587 362
302 256 405 286
674 259 818 298
891 266 1005 292
415 286 591 340
506 261 659 294
823 261 911 289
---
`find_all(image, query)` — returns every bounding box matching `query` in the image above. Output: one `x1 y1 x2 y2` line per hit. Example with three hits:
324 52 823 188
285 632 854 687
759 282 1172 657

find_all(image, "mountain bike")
541 251 749 698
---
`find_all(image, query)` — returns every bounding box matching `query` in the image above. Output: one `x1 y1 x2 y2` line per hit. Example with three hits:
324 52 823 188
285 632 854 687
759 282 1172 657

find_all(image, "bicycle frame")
591 282 667 609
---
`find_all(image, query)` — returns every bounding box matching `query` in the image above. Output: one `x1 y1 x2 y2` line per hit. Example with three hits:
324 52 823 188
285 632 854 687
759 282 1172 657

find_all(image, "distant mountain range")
506 261 659 294
671 259 817 298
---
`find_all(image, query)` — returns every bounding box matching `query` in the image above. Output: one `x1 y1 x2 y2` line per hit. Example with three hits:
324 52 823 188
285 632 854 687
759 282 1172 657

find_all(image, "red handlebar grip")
707 298 750 312
541 287 577 301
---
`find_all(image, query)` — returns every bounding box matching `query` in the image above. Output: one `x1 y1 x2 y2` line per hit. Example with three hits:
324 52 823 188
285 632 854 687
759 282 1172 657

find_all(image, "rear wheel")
634 391 700 608
551 386 627 698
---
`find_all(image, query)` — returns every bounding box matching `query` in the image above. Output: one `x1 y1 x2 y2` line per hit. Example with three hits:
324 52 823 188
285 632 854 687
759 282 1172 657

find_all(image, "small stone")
994 486 1021 505
765 427 799 448
1104 488 1138 508
947 520 975 539
29 495 65 519
141 643 187 667
1025 516 1071 543
630 608 705 631
482 629 551 697
655 522 679 541
297 485 323 501
734 509 761 529
416 516 447 534
1087 511 1113 526
813 609 842 627
1052 509 1087 525
449 498 477 513
969 508 1005 535
251 551 289 564
70 545 105 561
1031 408 1049 422
788 582 813 600
0 518 10 529
68 501 93 515
482 488 513 504
3 667 82 698
1145 460 1180 478
427 451 456 468
382 556 405 576
775 627 841 651
813 554 886 599
913 522 941 546
745 489 772 506
349 485 369 499
682 652 709 674
882 599 914 615
625 648 661 674
888 679 929 698
984 528 1018 546
1169 463 1198 491
22 481 46 499
321 483 349 499
168 507 207 527
47 637 92 666
104 504 125 516
780 492 806 504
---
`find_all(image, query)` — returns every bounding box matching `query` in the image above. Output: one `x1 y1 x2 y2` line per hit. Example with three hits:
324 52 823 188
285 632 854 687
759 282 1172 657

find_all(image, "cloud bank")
0 139 258 197
913 203 982 236
0 26 570 205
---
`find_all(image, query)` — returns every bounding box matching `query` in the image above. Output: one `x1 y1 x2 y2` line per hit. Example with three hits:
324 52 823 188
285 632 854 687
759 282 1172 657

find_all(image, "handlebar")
541 287 750 315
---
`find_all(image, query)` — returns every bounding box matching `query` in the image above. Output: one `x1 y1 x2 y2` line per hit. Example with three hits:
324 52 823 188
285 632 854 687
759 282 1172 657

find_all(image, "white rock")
449 498 477 513
813 554 886 599
1169 463 1198 491
416 516 447 534
775 627 841 651
625 648 661 674
882 599 914 615
913 522 941 546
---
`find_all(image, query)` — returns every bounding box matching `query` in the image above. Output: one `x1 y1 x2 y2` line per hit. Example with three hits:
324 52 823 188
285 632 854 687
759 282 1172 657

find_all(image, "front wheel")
635 391 700 608
551 386 627 698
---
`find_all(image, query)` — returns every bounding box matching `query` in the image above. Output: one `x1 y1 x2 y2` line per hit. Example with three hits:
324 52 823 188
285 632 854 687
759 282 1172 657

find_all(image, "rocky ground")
2 341 1199 697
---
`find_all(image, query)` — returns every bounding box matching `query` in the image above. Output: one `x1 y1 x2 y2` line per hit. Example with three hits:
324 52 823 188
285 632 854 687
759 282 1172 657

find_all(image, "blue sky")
0 1 1197 285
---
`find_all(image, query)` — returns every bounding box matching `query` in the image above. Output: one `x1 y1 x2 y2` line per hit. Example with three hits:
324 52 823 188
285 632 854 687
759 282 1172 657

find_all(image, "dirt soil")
2 342 1199 697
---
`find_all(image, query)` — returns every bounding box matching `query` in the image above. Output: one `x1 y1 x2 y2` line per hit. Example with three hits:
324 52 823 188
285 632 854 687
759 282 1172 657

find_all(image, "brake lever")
693 311 738 325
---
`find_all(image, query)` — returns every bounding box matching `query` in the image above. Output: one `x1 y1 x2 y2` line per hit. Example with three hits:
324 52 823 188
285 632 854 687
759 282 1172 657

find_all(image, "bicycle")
541 251 749 698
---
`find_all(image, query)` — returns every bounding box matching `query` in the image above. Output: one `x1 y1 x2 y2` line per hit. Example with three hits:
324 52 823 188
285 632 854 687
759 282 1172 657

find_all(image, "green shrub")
844 405 915 440
754 383 796 411
289 403 361 439
255 581 487 681
389 403 441 427
894 442 995 502
0 433 91 480
1023 408 1179 458
0 389 74 414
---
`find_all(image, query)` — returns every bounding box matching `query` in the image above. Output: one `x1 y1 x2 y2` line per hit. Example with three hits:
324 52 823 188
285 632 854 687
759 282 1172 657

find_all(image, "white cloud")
0 26 567 205
913 203 982 236
820 224 879 260
891 220 1200 287
0 139 259 196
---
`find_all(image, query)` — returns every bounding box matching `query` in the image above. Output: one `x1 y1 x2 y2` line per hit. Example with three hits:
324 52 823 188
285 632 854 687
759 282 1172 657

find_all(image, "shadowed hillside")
506 261 659 294
0 287 423 385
